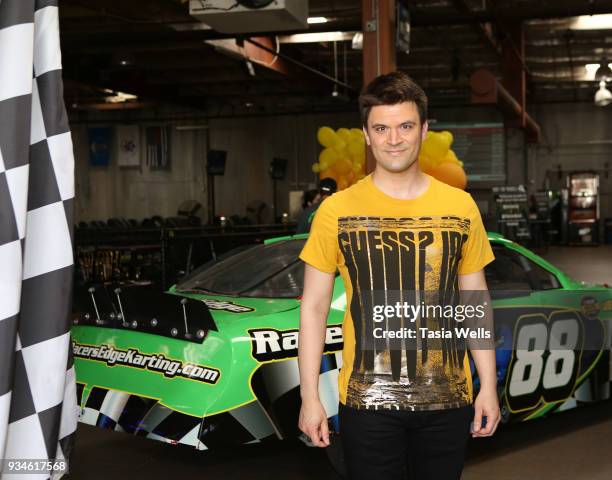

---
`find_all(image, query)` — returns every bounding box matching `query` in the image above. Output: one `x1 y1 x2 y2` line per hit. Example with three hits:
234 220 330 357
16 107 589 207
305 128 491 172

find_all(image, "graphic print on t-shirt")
338 215 472 410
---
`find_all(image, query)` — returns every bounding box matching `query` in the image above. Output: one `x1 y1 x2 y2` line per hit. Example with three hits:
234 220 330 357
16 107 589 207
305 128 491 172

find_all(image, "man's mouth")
386 149 407 156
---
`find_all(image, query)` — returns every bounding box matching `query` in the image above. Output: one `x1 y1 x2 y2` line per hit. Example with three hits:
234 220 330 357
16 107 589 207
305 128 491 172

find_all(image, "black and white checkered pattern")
78 386 206 449
0 0 77 477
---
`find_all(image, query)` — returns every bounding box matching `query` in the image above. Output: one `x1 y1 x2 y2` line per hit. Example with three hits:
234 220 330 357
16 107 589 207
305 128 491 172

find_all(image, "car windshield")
176 239 307 298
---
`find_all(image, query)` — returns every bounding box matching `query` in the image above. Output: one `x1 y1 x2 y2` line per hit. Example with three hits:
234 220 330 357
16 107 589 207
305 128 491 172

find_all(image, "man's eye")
375 126 386 132
401 124 412 130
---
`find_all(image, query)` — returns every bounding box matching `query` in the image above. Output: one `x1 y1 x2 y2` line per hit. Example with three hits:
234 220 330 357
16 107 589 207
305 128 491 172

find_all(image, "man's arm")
458 269 500 438
298 264 335 447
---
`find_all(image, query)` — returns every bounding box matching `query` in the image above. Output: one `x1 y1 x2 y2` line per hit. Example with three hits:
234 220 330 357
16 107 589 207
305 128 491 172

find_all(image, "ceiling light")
105 91 138 103
307 17 328 24
571 14 612 30
594 80 612 106
278 31 356 44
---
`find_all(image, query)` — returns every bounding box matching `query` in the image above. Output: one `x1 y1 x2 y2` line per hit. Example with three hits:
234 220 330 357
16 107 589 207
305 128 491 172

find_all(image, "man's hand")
472 387 500 438
298 398 330 447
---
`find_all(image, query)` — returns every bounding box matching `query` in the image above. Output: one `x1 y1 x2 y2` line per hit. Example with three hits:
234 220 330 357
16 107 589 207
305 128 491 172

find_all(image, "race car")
71 232 612 452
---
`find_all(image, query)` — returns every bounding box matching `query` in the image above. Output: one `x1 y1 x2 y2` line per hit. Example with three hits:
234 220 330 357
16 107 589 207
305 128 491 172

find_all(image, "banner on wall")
146 126 171 170
87 127 112 166
116 125 140 167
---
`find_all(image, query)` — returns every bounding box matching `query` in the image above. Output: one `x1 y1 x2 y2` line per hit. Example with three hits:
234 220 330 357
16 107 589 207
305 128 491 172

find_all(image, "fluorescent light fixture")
105 91 138 103
278 31 356 44
307 16 328 24
572 14 612 30
168 22 211 31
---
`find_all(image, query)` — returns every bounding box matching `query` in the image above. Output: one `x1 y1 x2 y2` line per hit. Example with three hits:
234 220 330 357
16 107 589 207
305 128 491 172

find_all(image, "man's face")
363 102 428 174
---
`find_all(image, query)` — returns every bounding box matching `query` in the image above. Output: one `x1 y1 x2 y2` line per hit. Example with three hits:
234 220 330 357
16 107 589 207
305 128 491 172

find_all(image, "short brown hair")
358 71 428 126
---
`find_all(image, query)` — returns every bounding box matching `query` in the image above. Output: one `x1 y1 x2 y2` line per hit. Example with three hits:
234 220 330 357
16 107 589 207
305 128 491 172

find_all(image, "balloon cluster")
312 127 468 191
312 127 366 191
418 130 467 190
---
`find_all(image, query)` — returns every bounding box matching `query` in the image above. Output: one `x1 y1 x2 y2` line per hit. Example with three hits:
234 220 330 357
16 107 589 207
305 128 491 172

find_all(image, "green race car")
71 232 612 450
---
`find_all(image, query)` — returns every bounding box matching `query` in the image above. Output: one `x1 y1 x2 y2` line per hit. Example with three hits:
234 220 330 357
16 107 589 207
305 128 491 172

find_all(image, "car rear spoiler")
72 283 218 344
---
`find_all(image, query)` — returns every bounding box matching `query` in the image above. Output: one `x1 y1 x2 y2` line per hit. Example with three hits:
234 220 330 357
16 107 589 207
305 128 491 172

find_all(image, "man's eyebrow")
371 120 416 128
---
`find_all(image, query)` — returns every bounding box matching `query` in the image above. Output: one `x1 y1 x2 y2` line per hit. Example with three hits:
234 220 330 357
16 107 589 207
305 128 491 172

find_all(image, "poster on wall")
146 126 171 170
88 127 112 166
116 125 140 167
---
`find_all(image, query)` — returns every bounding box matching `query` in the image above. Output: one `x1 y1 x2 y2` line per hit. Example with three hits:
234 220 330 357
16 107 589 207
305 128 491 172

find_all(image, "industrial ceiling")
59 0 612 115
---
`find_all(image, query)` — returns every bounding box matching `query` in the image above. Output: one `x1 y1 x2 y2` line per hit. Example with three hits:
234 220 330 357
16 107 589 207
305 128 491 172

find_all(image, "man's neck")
371 165 430 201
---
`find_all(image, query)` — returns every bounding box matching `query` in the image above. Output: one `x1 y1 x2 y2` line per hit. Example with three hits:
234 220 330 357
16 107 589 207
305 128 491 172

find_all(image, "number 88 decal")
505 311 583 413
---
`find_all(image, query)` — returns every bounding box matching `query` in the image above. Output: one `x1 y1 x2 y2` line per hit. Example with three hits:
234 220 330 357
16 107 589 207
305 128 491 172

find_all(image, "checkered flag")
0 1 78 478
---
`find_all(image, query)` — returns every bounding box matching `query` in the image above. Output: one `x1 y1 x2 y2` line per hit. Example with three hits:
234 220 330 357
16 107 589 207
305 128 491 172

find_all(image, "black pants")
339 403 473 480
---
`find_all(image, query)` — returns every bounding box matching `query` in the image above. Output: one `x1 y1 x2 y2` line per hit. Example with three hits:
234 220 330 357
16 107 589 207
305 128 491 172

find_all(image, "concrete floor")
68 400 612 479
67 246 612 479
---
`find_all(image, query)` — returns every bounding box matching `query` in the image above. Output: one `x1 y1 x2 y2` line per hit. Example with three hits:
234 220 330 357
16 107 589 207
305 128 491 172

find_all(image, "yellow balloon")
442 149 460 165
421 132 449 160
333 138 347 152
317 126 339 148
319 147 338 167
419 154 435 173
319 168 335 179
348 140 364 157
337 177 349 191
440 130 454 147
337 128 352 144
430 163 467 190
334 158 351 175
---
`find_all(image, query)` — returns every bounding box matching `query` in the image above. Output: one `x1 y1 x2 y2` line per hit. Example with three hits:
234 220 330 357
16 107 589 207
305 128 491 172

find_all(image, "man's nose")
388 128 401 145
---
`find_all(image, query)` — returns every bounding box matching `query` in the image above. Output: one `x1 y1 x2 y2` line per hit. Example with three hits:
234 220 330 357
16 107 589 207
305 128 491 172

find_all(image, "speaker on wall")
269 157 287 180
207 150 227 176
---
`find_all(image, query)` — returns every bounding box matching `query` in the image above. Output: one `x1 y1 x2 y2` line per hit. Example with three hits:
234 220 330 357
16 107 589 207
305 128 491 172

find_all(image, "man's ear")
421 120 429 141
362 126 370 146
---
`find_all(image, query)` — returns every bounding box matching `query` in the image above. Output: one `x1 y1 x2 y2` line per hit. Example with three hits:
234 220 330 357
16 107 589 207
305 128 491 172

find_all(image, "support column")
362 0 396 174
501 22 526 128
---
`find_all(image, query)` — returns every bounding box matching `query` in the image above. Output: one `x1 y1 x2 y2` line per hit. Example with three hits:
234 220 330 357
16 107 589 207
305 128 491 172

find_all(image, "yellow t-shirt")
299 173 495 411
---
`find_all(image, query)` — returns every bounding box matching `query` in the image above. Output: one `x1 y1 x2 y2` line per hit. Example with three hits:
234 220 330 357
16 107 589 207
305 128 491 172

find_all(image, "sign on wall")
88 127 112 167
116 125 140 167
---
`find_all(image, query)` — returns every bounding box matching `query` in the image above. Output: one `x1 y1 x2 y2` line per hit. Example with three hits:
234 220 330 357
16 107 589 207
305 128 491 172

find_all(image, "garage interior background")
27 2 612 477
61 0 612 227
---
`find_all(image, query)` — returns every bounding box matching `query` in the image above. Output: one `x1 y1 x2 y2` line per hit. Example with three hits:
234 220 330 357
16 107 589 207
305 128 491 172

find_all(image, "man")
297 71 499 480
296 177 337 233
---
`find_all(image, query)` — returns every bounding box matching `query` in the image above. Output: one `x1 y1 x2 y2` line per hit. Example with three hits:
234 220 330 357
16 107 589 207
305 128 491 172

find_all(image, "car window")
176 239 307 297
524 255 561 290
485 245 560 291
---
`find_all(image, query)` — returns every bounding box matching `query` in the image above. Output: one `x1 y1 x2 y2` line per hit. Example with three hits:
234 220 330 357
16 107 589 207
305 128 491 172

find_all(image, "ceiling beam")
411 4 612 26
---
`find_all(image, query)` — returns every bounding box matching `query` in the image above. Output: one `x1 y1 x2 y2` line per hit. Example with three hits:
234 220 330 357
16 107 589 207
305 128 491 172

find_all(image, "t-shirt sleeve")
299 199 338 273
458 196 495 275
